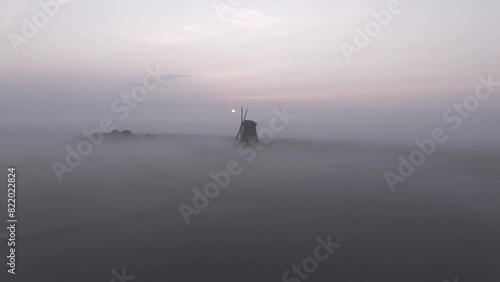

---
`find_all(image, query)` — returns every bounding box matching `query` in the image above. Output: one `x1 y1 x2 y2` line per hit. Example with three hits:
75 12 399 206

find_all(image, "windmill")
236 107 258 143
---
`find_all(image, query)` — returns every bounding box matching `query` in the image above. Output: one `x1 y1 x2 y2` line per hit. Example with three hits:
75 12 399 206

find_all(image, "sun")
231 109 236 113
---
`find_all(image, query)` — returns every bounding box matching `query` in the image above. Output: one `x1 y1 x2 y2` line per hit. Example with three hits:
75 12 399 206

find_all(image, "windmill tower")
236 107 258 143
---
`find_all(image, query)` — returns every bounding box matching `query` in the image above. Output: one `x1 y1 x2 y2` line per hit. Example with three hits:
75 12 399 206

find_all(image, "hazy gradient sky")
1 0 499 146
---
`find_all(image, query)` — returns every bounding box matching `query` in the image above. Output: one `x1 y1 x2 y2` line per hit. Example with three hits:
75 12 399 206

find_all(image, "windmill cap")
242 120 257 126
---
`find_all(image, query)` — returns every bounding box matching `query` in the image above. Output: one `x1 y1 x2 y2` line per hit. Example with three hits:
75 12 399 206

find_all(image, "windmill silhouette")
236 107 258 143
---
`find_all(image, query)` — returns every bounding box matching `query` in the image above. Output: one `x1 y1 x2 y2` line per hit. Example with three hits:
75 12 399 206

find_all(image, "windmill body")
236 107 259 143
240 120 258 143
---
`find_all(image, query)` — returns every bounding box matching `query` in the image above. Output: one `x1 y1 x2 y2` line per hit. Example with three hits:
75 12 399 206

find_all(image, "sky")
0 0 499 146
